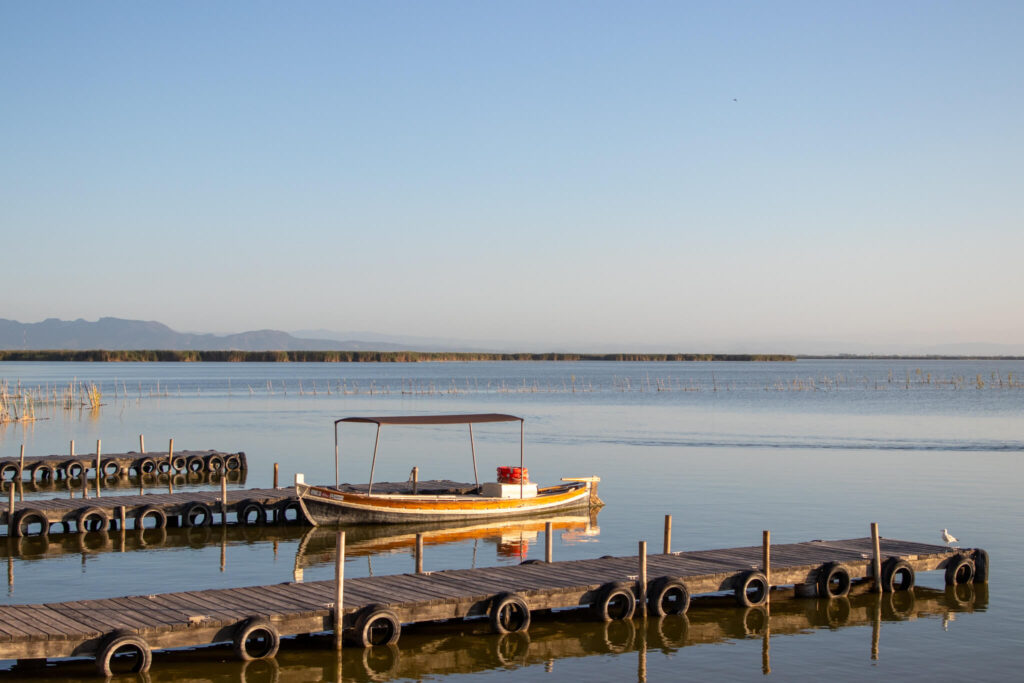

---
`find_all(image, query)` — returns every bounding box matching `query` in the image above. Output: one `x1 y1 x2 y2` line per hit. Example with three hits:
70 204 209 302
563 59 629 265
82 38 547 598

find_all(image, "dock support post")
19 445 24 483
119 506 126 543
664 514 672 554
95 440 101 498
639 540 648 617
412 466 418 494
167 439 174 494
871 523 882 593
415 533 424 574
334 530 345 650
7 482 14 527
273 463 279 489
763 530 771 611
545 521 553 563
139 434 145 454
221 477 228 526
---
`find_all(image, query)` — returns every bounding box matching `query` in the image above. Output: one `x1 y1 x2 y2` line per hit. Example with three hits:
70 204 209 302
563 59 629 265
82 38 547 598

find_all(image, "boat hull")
296 481 593 525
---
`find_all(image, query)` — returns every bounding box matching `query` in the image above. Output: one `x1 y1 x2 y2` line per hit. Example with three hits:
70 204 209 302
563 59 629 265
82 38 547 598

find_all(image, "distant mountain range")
0 318 420 352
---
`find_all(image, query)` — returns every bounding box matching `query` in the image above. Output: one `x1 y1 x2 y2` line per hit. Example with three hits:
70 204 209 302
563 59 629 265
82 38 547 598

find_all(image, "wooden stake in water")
334 530 345 650
139 434 145 454
415 533 424 574
545 521 553 563
871 523 883 593
763 529 771 611
167 439 174 494
664 514 672 554
95 440 101 498
18 445 24 482
7 483 14 526
221 477 228 526
639 540 648 617
273 463 279 489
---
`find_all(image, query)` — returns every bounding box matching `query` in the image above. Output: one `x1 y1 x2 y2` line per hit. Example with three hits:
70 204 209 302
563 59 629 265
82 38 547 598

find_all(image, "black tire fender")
75 506 110 533
945 554 976 586
881 558 915 592
590 581 636 621
817 562 851 598
183 502 213 528
648 577 690 616
971 549 989 583
95 629 151 676
233 616 280 661
734 571 769 607
489 592 531 634
13 508 48 537
135 505 167 530
237 499 266 525
351 605 401 647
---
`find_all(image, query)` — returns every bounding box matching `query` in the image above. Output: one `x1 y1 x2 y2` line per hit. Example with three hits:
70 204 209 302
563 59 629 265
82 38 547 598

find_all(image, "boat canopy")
333 413 526 494
336 413 522 426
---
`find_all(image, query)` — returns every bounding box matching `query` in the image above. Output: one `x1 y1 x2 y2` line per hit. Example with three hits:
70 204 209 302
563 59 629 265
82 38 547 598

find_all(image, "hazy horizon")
3 2 1022 353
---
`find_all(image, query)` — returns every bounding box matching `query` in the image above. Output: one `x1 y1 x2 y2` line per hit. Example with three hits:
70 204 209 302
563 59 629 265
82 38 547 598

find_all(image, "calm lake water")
1 360 1022 681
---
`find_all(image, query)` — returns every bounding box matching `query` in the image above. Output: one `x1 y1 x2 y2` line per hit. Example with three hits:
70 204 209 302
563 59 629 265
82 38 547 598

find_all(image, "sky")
2 1 1022 353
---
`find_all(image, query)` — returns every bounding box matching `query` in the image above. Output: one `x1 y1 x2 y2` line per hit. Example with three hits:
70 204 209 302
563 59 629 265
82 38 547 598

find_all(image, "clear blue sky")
3 1 1022 352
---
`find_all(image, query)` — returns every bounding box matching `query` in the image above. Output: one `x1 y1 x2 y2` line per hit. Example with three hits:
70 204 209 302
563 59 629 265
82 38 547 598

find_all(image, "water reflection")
1 586 986 682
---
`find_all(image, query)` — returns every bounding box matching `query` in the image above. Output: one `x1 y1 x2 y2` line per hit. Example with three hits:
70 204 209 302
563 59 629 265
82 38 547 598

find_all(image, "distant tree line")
0 350 796 362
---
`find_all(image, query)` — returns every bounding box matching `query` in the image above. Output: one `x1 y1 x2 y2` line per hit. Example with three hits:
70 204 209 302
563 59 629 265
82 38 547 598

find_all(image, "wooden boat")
295 413 602 525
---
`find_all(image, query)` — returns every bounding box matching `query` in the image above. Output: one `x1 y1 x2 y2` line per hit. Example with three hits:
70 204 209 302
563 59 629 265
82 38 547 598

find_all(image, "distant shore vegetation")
0 350 796 363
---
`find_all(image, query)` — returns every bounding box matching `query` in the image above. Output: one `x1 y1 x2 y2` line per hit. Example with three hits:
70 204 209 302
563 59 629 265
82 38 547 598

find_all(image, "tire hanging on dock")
134 505 167 530
944 555 976 586
350 605 402 647
237 499 266 525
183 502 213 528
489 593 531 634
232 616 280 661
734 571 769 607
647 577 690 616
881 558 915 592
590 581 636 621
95 629 151 676
13 508 48 537
75 506 110 533
816 562 851 598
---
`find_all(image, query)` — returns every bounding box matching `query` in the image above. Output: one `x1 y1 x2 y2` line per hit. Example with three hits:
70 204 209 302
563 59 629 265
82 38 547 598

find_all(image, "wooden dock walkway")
2 487 298 536
0 449 246 482
0 535 987 675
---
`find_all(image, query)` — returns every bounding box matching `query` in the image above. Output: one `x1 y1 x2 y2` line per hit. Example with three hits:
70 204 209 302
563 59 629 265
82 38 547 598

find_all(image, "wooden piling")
412 466 419 494
334 530 345 650
119 506 126 536
274 463 279 489
639 540 648 617
95 440 101 498
7 484 14 526
18 446 24 482
763 529 771 611
167 438 174 480
139 434 145 454
545 521 553 563
663 514 672 554
221 477 228 526
415 533 424 574
871 523 882 593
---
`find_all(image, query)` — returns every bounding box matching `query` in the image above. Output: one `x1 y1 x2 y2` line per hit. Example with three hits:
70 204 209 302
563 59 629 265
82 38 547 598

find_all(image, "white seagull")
941 528 959 546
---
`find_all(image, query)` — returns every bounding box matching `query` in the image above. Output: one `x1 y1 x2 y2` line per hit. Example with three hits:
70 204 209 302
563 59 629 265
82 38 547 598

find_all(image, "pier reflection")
3 585 987 682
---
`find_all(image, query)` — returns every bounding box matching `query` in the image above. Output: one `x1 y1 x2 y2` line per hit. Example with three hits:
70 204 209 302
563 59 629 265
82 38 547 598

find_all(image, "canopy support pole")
520 420 524 499
368 425 381 495
469 424 479 488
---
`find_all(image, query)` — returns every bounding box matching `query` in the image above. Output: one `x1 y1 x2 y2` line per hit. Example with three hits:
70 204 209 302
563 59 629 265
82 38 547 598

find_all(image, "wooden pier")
0 448 246 482
0 533 987 675
2 487 298 537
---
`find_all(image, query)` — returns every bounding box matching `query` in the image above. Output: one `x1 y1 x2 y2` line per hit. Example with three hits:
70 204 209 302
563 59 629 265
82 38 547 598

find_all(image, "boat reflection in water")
292 509 601 580
8 584 986 682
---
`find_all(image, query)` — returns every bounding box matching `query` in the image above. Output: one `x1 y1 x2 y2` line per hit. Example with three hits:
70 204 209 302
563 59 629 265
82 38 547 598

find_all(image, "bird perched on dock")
941 528 959 546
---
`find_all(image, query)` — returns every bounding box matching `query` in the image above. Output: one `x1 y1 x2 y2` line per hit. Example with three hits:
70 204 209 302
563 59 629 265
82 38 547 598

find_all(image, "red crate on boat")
496 466 529 483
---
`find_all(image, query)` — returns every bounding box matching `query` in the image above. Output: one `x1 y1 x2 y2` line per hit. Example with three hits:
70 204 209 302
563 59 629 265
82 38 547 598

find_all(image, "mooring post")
664 514 672 554
763 529 771 611
139 434 145 454
273 462 279 489
334 530 345 650
95 440 101 498
545 521 553 562
415 533 424 574
871 522 882 593
18 445 25 482
119 506 126 544
639 540 648 617
167 437 174 477
221 476 228 526
412 466 419 494
7 483 14 527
